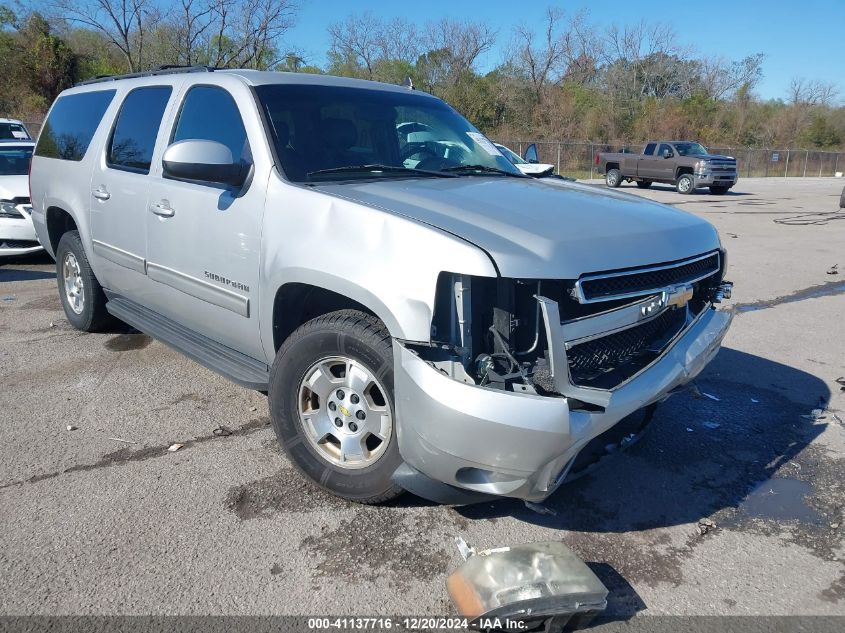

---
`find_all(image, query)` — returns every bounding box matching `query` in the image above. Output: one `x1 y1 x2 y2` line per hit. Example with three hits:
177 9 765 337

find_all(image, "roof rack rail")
76 65 216 87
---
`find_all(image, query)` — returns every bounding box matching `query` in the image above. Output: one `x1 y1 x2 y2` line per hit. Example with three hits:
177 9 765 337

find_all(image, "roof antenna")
405 76 415 91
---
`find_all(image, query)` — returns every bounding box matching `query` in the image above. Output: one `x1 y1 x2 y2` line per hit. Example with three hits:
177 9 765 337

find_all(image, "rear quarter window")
35 90 116 161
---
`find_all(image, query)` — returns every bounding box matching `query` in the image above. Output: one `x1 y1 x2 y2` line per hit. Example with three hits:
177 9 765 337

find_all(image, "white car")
0 118 32 141
495 143 555 177
0 140 42 257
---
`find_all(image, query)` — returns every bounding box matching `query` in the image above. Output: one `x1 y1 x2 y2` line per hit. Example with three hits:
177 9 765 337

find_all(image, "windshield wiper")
442 164 526 177
307 164 455 178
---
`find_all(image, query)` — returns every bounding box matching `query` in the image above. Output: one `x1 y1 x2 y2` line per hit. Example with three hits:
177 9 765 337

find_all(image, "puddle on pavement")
733 281 845 313
105 333 152 351
737 478 823 524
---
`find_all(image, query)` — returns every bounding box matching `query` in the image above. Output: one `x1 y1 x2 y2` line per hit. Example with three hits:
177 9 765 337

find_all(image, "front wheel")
55 230 112 332
676 173 695 195
605 168 622 188
268 310 404 504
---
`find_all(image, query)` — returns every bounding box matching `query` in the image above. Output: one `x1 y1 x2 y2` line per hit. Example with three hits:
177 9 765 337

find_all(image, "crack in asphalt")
732 281 845 314
0 416 271 491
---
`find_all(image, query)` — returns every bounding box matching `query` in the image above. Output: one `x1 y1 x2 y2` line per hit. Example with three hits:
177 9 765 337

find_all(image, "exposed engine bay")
411 250 732 406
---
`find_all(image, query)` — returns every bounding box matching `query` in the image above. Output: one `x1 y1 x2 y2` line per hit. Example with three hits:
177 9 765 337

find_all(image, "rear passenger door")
90 85 175 295
143 83 266 360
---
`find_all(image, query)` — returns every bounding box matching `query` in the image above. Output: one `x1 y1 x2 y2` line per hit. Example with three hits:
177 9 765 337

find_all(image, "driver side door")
142 83 266 360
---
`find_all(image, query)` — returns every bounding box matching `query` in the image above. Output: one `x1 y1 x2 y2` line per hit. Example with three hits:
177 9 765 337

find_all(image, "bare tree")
328 12 380 78
788 77 839 107
512 7 567 102
424 18 496 80
698 53 764 101
52 0 156 72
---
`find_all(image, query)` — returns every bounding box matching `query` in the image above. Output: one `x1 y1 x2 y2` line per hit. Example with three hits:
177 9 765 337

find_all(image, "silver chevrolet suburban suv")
30 66 733 505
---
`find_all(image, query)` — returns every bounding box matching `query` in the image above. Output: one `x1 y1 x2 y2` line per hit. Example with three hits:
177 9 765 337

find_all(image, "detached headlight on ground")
446 541 608 632
0 200 24 219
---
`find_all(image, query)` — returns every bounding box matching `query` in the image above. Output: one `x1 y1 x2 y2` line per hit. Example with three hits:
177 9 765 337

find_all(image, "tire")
268 310 404 504
55 231 112 332
709 185 730 195
635 180 652 189
676 173 695 195
605 168 622 188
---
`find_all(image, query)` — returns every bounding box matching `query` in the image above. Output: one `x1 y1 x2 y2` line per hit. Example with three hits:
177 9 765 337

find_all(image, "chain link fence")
494 140 845 180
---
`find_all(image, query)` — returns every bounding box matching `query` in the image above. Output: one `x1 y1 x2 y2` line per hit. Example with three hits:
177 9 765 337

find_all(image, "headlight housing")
0 200 25 219
694 160 710 174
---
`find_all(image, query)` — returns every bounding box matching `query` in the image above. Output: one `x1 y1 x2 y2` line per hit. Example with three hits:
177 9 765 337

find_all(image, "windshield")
674 142 708 156
255 84 521 182
0 123 30 140
495 144 527 165
0 146 33 176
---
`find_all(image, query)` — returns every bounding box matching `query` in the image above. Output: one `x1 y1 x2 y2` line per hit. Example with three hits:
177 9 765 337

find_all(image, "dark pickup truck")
596 141 738 195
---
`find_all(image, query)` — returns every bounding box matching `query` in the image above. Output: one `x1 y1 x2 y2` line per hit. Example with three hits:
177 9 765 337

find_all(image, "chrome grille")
576 252 721 303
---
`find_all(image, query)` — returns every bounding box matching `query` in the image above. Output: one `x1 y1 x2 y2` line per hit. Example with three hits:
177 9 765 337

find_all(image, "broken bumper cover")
393 306 732 503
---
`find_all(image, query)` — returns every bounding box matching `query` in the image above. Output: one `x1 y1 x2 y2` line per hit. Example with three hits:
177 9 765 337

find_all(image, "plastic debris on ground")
446 540 608 632
212 426 233 437
703 421 721 430
167 443 184 452
827 264 839 275
66 425 78 431
108 437 136 444
698 518 717 536
701 392 721 401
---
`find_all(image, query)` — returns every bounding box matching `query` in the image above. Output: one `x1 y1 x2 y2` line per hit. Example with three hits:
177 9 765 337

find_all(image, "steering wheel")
400 144 438 162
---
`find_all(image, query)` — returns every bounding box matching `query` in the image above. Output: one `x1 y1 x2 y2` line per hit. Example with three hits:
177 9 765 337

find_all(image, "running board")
105 294 270 391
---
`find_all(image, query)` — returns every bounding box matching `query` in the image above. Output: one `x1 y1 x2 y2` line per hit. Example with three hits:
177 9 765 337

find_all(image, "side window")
108 86 172 174
35 90 116 161
658 143 672 156
644 143 656 156
171 86 249 162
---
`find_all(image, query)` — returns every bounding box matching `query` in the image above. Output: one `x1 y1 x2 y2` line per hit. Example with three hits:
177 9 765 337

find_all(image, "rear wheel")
676 173 695 195
709 185 730 195
268 310 404 504
605 168 622 188
635 180 652 189
55 231 112 332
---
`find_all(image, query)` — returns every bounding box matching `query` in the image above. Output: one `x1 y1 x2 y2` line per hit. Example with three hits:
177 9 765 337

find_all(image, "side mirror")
523 143 539 164
662 148 673 159
162 139 246 186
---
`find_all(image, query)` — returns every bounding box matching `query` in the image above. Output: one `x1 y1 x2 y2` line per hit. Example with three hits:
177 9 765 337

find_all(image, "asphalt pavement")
0 177 843 621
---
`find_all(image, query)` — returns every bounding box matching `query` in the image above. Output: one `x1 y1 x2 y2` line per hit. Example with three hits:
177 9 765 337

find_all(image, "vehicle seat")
320 118 359 168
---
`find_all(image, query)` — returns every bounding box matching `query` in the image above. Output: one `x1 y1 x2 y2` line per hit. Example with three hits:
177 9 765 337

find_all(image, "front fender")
258 172 497 361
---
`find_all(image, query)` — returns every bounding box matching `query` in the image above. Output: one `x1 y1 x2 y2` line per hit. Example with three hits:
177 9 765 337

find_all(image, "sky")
286 0 844 102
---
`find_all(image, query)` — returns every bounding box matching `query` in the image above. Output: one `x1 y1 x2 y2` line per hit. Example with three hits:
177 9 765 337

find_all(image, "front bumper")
393 306 732 502
694 172 737 187
1 205 43 257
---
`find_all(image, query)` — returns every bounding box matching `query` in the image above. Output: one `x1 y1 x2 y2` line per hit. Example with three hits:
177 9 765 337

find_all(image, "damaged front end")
392 251 733 503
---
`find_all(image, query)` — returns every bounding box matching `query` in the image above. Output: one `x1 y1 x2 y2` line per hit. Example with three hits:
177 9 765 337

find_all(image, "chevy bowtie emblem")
665 284 694 309
640 285 693 317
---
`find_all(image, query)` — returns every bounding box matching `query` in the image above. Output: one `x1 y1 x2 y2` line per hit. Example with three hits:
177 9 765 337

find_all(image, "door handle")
92 187 111 201
150 202 175 218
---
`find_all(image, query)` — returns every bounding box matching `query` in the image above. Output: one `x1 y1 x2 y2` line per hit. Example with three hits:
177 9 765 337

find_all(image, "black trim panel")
105 292 268 390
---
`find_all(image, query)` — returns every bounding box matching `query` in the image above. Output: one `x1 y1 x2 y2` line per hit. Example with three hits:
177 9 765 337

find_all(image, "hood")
0 175 30 201
699 154 735 161
317 177 721 278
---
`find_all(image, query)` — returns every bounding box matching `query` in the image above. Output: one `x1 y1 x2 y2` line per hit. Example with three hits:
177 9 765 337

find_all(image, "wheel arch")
270 281 403 353
45 206 79 255
675 166 694 179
